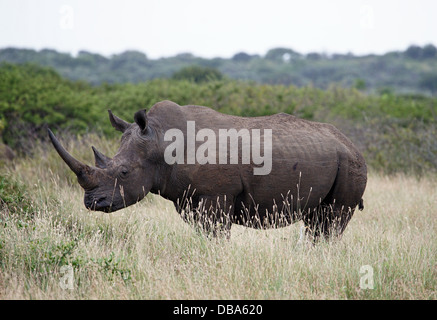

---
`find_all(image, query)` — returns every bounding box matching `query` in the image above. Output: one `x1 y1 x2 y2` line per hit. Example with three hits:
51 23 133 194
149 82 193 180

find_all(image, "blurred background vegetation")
1 45 437 95
0 45 436 176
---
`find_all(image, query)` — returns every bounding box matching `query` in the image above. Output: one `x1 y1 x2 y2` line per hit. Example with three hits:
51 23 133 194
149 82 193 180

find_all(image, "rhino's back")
149 100 329 132
147 100 355 165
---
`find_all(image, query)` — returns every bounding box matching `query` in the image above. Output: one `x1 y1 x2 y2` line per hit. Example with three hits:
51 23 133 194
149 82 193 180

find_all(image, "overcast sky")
0 0 436 59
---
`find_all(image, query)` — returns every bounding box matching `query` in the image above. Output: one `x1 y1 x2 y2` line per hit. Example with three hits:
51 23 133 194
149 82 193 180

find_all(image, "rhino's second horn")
92 146 111 169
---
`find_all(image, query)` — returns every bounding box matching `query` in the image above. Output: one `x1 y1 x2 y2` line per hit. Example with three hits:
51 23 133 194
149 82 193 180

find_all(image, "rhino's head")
49 109 160 212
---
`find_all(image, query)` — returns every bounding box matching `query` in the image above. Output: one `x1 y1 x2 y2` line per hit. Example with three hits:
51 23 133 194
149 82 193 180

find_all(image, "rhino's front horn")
92 146 111 169
48 129 96 188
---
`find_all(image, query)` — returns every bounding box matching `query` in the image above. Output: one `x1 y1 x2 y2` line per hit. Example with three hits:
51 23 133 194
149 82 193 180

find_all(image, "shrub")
172 65 223 83
0 173 33 215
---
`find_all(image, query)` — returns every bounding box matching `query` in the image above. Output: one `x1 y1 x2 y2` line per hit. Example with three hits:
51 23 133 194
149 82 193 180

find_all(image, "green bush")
0 173 33 215
0 63 103 150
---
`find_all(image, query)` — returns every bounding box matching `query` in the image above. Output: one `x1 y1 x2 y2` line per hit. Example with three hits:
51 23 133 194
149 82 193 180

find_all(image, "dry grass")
0 137 436 299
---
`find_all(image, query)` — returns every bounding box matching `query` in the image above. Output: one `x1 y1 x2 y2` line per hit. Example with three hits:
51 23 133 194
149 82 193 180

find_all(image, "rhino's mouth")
85 196 124 213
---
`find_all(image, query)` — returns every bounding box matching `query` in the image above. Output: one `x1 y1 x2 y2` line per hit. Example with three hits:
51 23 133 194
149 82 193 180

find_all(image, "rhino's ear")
134 109 148 134
108 110 130 133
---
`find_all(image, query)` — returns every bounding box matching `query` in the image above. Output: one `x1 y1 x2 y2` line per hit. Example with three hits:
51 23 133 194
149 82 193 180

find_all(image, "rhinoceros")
48 100 367 241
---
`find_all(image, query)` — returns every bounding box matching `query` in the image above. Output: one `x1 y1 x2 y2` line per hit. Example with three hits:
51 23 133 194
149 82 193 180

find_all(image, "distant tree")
77 50 108 67
422 44 437 59
172 65 223 83
174 53 195 61
0 48 38 64
354 78 367 91
306 52 322 60
331 53 354 60
404 45 423 59
232 52 252 62
78 50 108 63
383 51 402 59
110 50 148 71
265 48 301 62
39 49 59 55
419 73 437 95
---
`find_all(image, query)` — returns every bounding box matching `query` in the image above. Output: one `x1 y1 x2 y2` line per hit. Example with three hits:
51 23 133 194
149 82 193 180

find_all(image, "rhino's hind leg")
304 152 366 242
303 205 355 242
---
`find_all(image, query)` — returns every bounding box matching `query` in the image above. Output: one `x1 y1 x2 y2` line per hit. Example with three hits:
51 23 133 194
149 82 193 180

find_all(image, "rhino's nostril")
85 196 108 210
97 196 107 202
94 196 108 206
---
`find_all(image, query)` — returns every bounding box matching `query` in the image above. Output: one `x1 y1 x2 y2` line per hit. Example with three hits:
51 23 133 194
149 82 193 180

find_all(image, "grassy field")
0 137 436 300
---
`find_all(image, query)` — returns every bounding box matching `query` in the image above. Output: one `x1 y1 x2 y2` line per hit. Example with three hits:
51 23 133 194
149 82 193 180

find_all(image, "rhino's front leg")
196 195 234 239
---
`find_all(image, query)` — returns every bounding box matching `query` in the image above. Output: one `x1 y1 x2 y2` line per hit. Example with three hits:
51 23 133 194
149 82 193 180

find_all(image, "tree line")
0 44 436 95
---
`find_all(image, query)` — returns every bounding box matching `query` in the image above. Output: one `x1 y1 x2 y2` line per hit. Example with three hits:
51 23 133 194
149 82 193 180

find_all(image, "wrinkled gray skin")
49 100 367 241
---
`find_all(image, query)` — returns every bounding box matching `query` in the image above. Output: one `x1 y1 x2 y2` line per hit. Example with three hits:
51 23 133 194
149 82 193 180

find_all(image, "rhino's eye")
119 167 129 177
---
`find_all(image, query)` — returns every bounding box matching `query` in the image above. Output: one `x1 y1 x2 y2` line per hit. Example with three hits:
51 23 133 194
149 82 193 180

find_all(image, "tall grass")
0 136 435 299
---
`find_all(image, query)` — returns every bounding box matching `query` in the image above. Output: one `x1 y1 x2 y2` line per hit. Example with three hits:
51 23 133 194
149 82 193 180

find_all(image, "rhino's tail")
358 199 364 211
